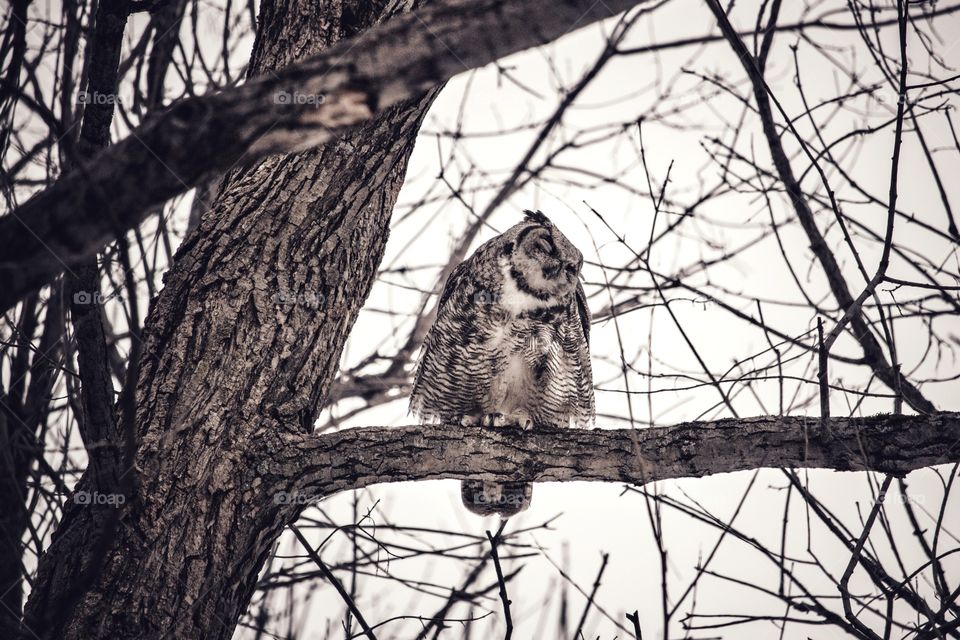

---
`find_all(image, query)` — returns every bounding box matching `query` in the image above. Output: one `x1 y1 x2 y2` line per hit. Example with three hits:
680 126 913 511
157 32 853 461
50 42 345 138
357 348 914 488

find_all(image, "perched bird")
410 210 594 517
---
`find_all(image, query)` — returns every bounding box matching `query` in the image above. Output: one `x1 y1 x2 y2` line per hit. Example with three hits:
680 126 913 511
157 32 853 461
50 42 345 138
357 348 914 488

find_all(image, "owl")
409 210 594 517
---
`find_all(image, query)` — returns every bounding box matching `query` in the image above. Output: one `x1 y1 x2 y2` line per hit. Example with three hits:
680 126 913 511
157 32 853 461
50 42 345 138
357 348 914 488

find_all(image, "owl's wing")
572 280 595 425
575 281 591 346
438 259 471 311
409 259 477 421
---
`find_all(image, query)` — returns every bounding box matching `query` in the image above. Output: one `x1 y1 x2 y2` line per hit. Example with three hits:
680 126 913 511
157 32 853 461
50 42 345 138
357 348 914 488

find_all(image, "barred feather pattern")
409 211 595 517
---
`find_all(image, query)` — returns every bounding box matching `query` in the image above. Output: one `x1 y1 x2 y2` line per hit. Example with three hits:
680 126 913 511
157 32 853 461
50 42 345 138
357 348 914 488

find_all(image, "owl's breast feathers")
410 249 594 428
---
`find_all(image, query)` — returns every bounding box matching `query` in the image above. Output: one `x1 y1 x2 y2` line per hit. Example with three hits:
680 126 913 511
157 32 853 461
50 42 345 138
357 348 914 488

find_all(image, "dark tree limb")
486 524 513 640
626 610 643 639
272 412 960 499
0 0 642 313
51 2 138 635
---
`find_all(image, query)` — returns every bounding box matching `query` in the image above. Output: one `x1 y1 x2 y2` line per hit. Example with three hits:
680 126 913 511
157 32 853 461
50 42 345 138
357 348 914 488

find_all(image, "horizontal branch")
0 0 639 313
274 412 960 499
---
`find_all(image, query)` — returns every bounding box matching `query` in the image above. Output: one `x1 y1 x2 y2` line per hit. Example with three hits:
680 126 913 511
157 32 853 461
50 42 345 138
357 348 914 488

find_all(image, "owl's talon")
499 412 533 429
512 413 534 429
483 412 507 427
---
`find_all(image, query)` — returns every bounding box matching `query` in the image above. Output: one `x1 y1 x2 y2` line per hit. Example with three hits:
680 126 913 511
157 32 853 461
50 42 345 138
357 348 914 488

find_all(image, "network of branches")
1 0 958 638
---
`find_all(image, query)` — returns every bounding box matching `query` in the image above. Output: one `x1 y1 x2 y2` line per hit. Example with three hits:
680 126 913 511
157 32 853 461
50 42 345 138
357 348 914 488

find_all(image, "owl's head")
503 210 584 302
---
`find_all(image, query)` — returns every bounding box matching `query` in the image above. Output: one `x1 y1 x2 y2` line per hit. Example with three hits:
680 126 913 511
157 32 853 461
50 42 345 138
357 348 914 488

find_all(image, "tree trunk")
21 1 438 637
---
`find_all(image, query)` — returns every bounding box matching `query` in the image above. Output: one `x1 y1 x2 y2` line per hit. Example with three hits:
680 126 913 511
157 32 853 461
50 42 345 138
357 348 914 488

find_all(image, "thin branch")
486 523 513 640
571 552 609 640
289 524 378 640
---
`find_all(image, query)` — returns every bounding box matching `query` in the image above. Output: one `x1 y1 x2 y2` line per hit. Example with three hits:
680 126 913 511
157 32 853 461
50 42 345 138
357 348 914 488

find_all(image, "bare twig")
290 524 378 640
486 523 513 640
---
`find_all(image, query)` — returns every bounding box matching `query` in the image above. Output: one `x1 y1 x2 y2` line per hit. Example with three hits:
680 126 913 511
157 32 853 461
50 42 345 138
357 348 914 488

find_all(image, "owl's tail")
461 480 532 517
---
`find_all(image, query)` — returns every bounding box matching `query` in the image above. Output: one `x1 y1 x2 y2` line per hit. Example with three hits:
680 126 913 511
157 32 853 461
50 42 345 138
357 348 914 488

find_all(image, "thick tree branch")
0 0 641 313
274 412 960 499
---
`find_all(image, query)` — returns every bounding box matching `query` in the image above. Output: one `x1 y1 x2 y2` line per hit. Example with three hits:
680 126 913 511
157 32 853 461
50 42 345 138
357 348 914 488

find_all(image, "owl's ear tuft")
522 209 551 226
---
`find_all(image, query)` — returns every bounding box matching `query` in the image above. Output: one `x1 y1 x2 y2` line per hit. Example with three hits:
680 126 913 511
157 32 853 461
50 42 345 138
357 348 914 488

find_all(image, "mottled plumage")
410 210 594 517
